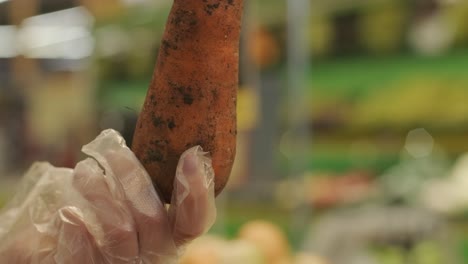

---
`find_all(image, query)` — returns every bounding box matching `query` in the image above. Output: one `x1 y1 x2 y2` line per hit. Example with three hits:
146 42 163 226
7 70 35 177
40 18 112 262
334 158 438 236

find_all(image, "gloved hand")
0 129 216 263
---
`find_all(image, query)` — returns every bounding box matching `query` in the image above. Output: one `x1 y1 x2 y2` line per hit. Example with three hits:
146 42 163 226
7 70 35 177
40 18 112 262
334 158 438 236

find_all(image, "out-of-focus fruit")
408 13 454 56
221 239 265 264
295 253 330 264
248 27 280 68
238 220 292 264
179 236 225 264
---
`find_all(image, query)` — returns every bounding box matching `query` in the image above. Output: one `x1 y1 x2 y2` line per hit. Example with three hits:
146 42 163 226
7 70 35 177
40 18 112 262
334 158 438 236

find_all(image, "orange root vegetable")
132 0 243 202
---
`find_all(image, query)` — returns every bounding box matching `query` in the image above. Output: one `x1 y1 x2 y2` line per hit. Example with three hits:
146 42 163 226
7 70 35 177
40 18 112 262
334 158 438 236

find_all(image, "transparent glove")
0 129 216 263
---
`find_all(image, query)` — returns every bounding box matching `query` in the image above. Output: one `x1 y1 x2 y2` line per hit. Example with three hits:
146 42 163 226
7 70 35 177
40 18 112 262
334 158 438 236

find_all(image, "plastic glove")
0 129 216 263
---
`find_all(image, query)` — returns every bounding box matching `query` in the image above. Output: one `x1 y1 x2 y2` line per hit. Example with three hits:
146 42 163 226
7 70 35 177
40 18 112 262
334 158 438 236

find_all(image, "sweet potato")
132 0 243 202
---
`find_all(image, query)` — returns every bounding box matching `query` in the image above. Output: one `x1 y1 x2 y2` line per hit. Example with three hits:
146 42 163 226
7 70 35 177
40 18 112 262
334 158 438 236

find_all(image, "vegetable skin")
132 0 243 202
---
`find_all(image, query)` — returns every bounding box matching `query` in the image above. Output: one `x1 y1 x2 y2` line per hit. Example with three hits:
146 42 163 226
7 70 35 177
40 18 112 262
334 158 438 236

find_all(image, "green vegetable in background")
308 16 334 58
359 2 407 55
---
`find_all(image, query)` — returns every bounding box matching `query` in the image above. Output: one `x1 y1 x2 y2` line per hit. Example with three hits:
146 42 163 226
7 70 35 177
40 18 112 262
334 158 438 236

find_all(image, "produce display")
180 220 329 264
132 0 243 202
5 0 468 263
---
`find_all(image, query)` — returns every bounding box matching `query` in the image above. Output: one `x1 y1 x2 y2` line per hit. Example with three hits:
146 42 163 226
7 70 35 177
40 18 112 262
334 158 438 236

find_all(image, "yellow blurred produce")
359 3 407 55
308 16 334 57
446 1 468 46
237 87 260 132
221 239 265 264
179 225 333 264
238 220 293 264
295 253 330 264
80 0 124 21
180 236 264 264
179 236 225 264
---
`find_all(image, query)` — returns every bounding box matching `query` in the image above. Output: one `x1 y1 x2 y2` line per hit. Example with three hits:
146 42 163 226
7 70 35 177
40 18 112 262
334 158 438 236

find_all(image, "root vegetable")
132 0 243 202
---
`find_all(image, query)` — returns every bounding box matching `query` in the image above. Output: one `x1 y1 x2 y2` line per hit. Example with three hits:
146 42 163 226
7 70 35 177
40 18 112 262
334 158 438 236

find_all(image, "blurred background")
3 0 468 263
